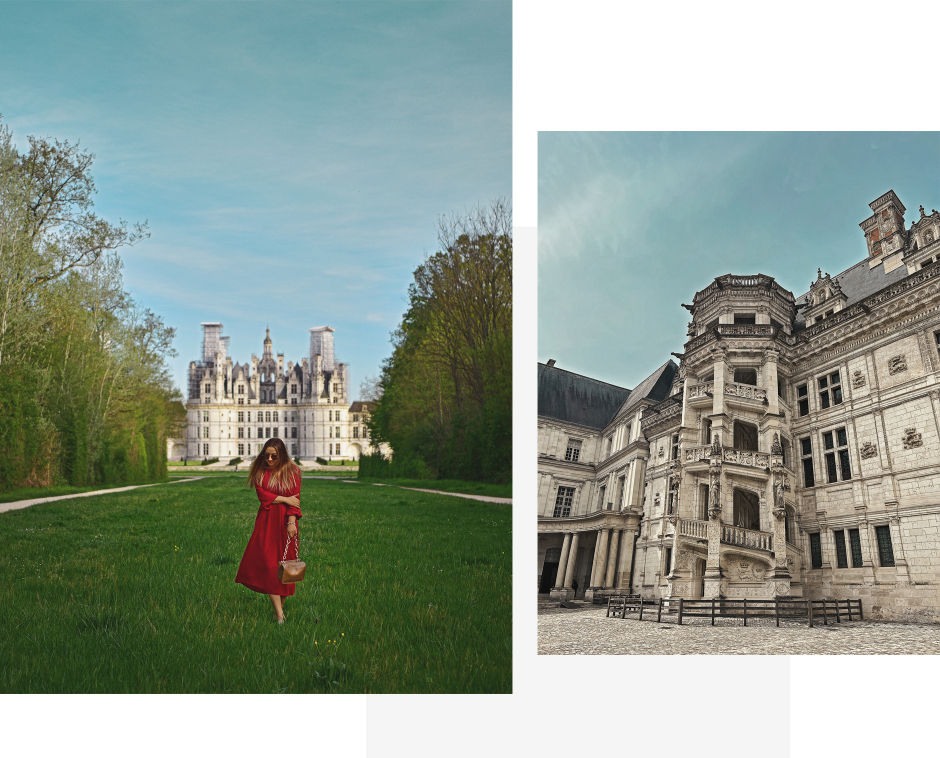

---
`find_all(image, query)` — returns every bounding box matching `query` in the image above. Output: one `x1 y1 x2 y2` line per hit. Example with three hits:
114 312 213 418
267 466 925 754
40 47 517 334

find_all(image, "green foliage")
368 201 512 484
0 117 181 493
0 477 512 693
315 457 328 465
229 457 244 466
201 457 219 466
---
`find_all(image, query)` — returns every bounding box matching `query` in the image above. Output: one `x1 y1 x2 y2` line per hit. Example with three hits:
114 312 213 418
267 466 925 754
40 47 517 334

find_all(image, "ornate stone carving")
708 476 721 520
658 446 665 458
724 382 768 402
770 432 782 456
736 562 750 580
687 321 696 336
852 370 866 388
710 434 722 458
688 382 714 400
888 355 907 375
860 442 878 459
752 564 766 581
654 492 661 508
902 428 923 449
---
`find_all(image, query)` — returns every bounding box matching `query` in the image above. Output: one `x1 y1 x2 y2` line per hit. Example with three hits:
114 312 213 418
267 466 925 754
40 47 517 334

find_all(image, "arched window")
265 411 271 422
273 411 279 422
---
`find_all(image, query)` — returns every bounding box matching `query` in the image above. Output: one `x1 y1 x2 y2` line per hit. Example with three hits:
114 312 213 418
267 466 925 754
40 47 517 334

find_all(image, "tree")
368 199 512 483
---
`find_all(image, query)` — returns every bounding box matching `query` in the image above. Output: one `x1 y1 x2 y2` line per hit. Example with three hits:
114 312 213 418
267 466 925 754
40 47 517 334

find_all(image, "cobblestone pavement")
538 604 940 655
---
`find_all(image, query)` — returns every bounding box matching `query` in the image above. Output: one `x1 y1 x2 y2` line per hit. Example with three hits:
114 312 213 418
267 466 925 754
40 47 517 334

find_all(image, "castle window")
818 371 842 409
238 398 243 405
291 398 296 404
733 313 756 325
257 427 263 438
329 427 333 438
237 411 244 422
664 548 672 578
671 433 679 460
353 427 359 438
701 417 712 445
203 444 209 456
605 434 614 458
849 529 863 567
777 378 786 402
237 428 243 438
875 525 895 567
565 439 582 462
833 530 848 568
781 437 791 469
625 423 632 443
800 437 815 488
810 533 823 569
553 486 575 518
291 411 297 422
823 427 851 483
353 414 359 422
204 427 209 439
336 412 342 421
203 411 209 423
265 411 271 423
273 411 279 422
291 443 298 455
205 383 211 394
291 384 297 394
273 427 278 438
335 426 340 438
797 384 809 416
238 385 244 394
597 484 607 510
329 444 333 455
329 410 333 421
238 444 244 455
291 427 297 439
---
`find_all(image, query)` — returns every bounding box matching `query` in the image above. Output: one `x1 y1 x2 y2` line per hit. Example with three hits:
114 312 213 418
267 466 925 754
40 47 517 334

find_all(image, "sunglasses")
264 453 278 460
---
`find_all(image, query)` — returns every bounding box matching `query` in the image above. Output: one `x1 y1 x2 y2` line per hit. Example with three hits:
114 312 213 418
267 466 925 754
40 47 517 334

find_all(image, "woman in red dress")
235 437 303 624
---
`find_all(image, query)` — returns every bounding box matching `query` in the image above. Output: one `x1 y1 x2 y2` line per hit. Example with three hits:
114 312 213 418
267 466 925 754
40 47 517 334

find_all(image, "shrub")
201 457 219 466
228 457 243 466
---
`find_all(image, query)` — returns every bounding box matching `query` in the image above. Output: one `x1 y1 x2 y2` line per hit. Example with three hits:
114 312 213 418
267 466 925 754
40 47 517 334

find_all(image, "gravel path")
538 604 940 655
0 477 204 515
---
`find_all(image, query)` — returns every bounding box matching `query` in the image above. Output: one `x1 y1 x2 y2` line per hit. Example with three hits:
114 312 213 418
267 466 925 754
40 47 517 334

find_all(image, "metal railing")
607 596 863 627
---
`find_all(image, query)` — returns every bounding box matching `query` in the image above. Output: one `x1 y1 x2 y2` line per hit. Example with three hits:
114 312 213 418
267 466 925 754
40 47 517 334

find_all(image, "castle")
537 190 940 623
184 323 383 462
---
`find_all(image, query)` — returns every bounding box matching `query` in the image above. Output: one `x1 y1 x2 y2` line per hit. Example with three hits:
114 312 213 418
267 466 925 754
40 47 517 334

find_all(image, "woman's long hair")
246 437 301 492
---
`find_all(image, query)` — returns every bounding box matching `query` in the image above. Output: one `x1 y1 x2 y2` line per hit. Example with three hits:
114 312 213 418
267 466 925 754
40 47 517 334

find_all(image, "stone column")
704 456 723 599
563 532 580 589
550 532 575 601
854 506 875 585
763 349 780 416
591 528 610 589
617 528 637 589
604 528 621 588
553 532 571 589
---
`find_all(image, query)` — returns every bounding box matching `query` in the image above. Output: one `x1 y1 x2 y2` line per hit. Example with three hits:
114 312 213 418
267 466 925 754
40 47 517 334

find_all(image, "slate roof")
349 401 377 413
794 255 910 330
538 363 631 430
615 360 680 417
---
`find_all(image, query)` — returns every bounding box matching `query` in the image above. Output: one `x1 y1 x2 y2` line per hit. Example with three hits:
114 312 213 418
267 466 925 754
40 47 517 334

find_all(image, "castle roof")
538 363 631 430
615 360 679 417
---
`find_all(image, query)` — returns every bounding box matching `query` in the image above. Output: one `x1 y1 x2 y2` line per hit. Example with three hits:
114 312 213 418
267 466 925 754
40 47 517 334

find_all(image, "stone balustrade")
721 524 773 552
722 447 770 469
687 381 714 400
723 382 767 402
684 445 711 464
678 518 708 539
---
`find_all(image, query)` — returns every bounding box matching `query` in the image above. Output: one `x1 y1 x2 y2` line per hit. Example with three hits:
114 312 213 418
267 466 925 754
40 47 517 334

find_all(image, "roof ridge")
538 362 631 391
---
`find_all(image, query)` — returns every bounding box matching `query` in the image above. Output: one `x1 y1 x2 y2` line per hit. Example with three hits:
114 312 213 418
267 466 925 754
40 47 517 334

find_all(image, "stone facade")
184 323 387 462
538 190 940 623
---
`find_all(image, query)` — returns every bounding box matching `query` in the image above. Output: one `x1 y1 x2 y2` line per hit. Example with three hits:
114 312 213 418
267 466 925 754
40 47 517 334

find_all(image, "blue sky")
0 1 510 397
538 132 940 389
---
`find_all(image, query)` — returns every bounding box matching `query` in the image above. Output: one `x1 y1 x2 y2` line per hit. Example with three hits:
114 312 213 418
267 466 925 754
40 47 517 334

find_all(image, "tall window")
291 443 298 455
203 427 209 439
777 377 786 402
875 525 895 567
203 444 209 456
849 529 863 567
823 428 851 483
204 383 211 394
625 423 632 443
353 427 359 438
203 411 209 423
797 384 809 416
238 385 244 394
702 417 712 444
671 433 679 460
291 384 297 394
617 475 626 508
664 548 673 578
329 443 333 455
565 439 582 462
353 414 360 422
273 411 279 422
336 412 342 421
329 410 333 422
237 443 244 455
336 444 341 455
335 426 340 438
800 437 815 488
237 411 244 422
237 428 244 438
553 486 575 517
810 533 823 569
265 411 271 422
833 530 848 568
273 427 278 438
291 427 297 438
598 484 607 510
605 435 613 458
818 371 843 410
329 427 333 438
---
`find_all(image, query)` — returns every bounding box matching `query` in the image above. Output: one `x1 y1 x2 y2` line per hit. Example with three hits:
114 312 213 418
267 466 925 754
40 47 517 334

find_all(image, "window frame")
809 533 823 569
553 486 575 518
875 525 895 567
564 438 582 463
800 436 815 488
797 384 809 417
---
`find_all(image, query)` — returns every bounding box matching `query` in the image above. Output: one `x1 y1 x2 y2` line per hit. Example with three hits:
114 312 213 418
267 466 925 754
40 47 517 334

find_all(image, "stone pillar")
888 515 910 582
763 349 780 416
617 528 636 589
591 528 610 588
604 528 621 588
563 532 580 589
554 533 572 588
854 506 875 585
704 456 723 599
549 533 574 602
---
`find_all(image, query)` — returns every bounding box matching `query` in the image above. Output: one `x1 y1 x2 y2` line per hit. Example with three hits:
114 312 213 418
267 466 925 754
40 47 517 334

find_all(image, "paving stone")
537 605 940 655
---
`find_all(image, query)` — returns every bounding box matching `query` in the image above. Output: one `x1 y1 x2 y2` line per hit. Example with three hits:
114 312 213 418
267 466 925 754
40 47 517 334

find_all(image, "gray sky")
538 132 940 389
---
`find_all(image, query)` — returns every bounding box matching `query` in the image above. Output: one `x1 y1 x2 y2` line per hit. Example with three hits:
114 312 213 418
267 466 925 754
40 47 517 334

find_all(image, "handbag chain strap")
282 532 300 562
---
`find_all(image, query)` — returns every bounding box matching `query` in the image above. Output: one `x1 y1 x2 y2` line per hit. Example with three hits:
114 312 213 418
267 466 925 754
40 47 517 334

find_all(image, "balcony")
724 381 767 404
683 445 770 470
721 524 773 553
686 381 714 407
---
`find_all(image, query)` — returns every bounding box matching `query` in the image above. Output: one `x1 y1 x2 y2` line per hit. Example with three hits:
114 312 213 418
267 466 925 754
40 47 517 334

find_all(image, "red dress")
235 469 303 596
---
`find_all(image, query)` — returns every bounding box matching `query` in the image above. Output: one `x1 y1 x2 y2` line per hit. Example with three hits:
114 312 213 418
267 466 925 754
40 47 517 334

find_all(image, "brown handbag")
278 533 306 584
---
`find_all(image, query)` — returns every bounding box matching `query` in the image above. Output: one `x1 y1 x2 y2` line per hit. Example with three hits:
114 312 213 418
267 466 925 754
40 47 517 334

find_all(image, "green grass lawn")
0 477 511 693
356 477 512 499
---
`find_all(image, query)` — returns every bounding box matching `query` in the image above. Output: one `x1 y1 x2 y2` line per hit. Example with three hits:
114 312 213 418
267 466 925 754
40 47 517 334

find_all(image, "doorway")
733 489 760 530
693 558 706 598
539 547 561 593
